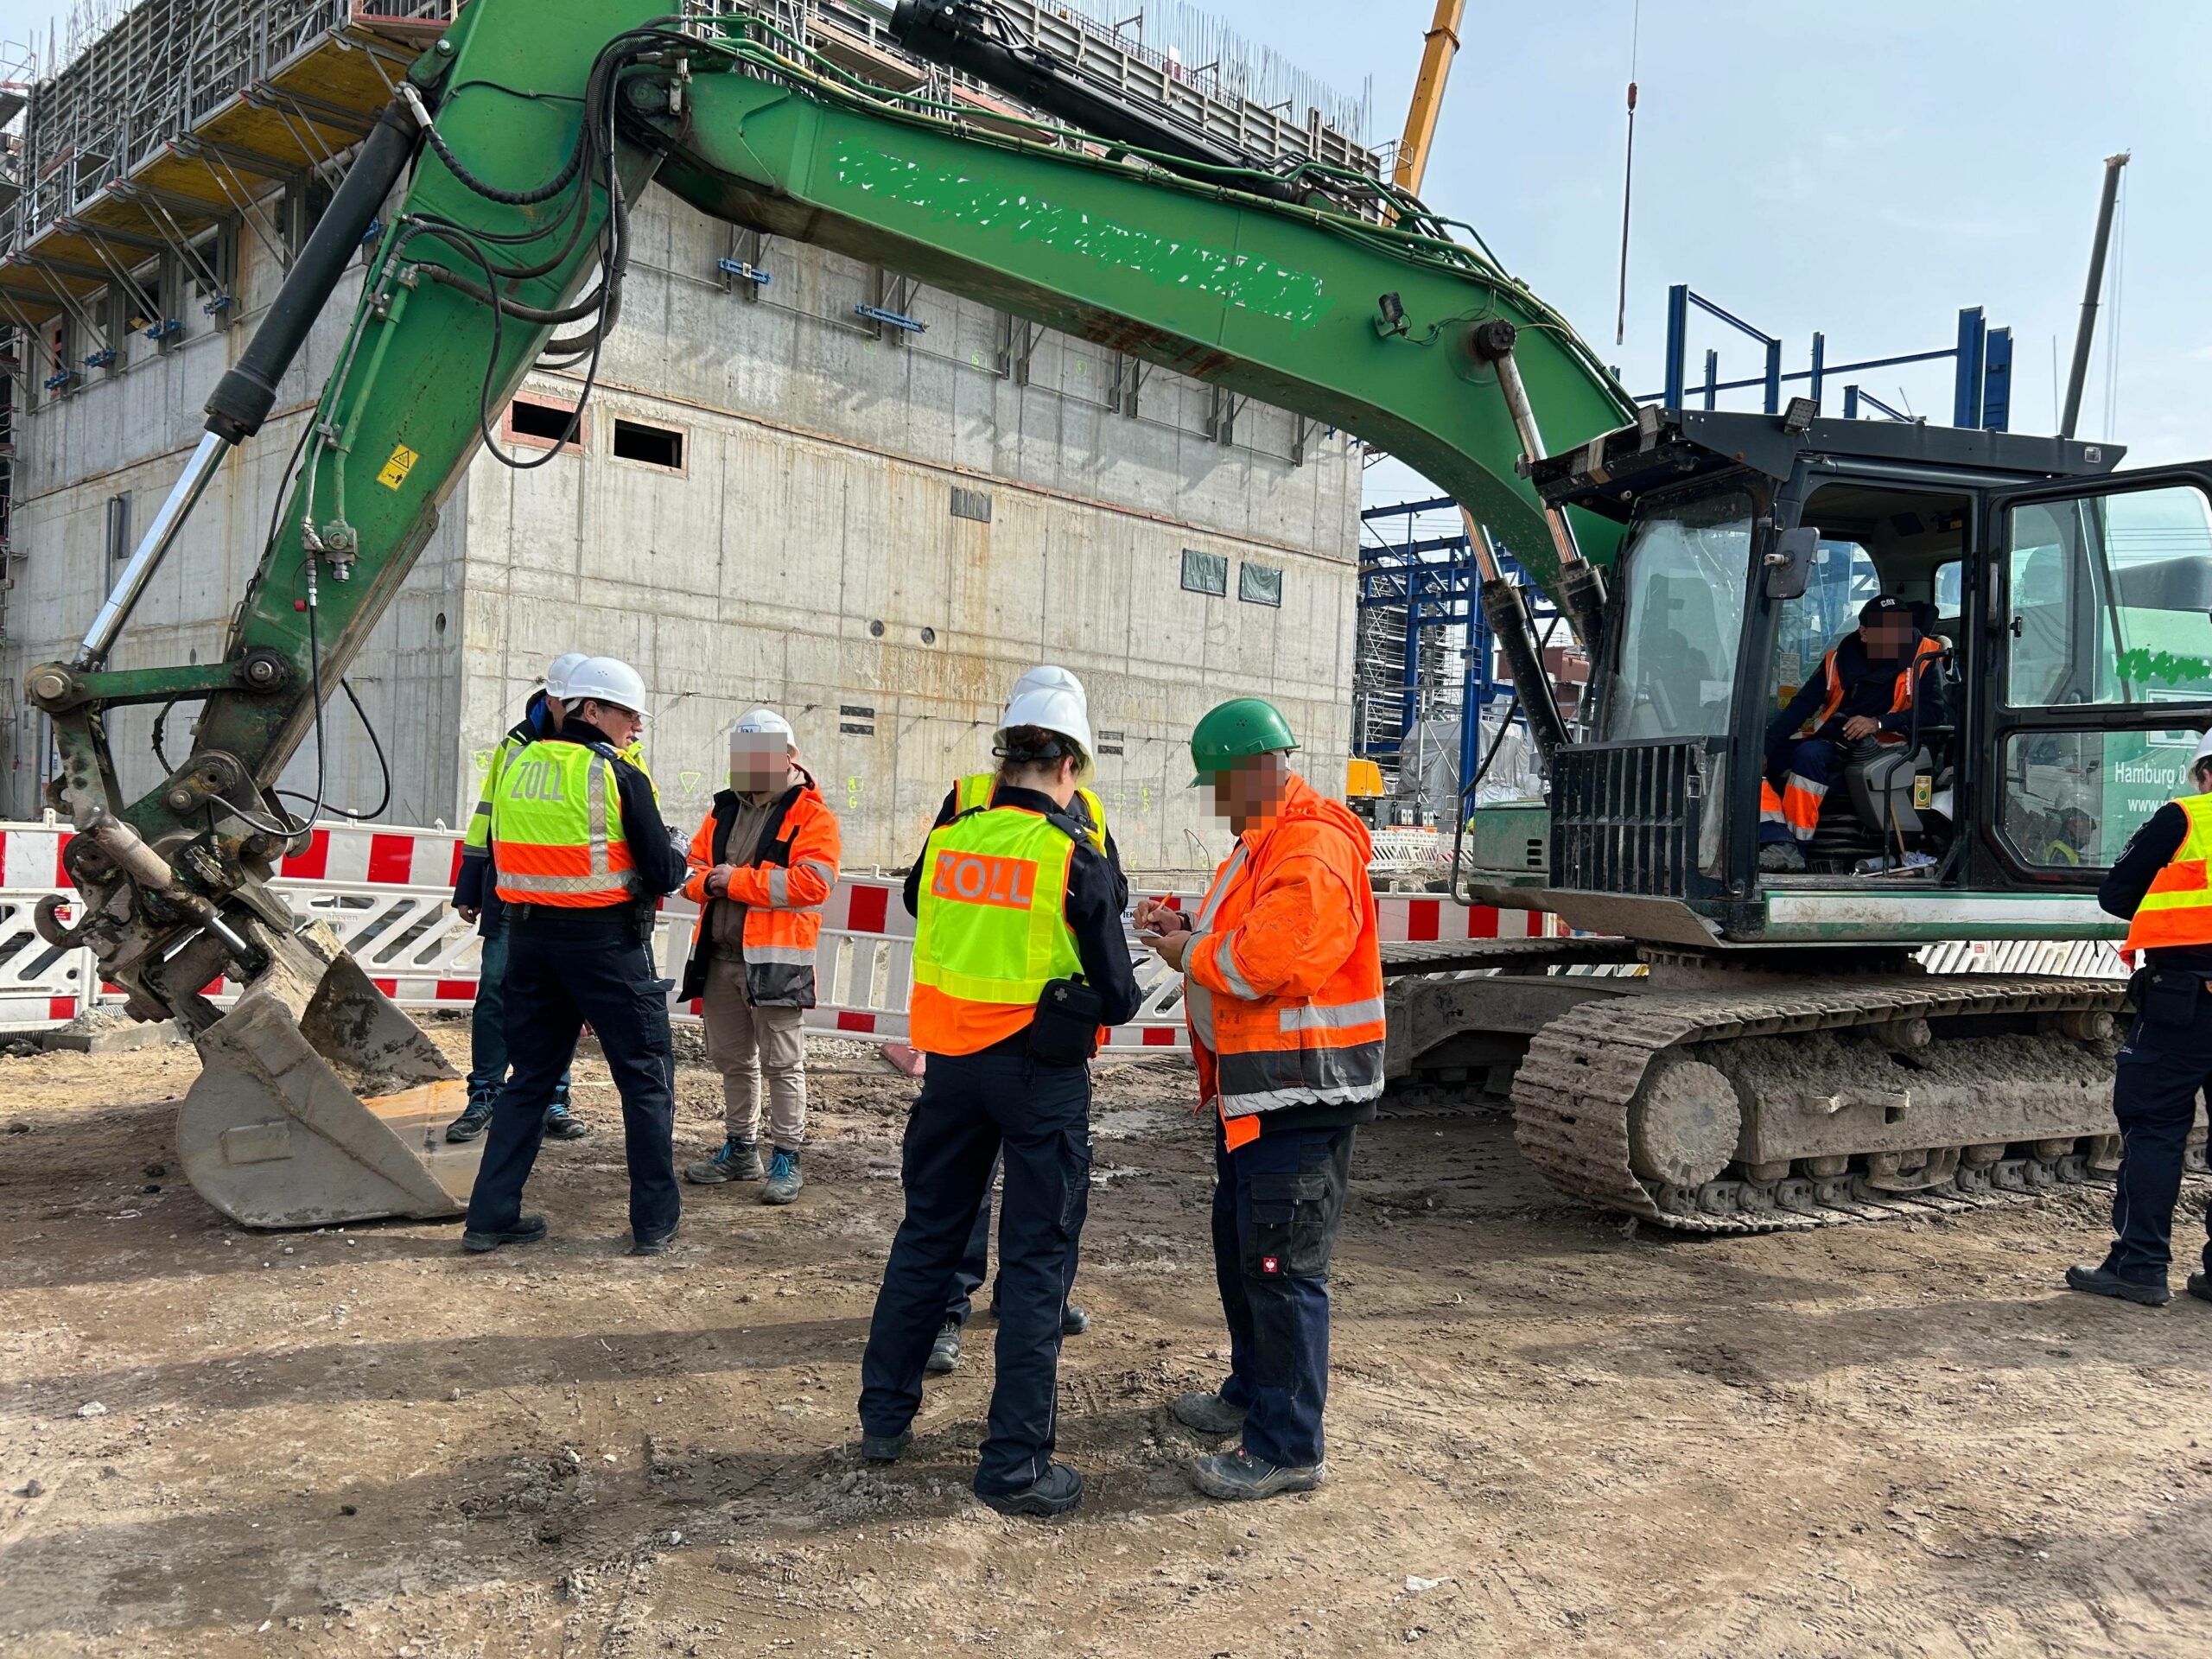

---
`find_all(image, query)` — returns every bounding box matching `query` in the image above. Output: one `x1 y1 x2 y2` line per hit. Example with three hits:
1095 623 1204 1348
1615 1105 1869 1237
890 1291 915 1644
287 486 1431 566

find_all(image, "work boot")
1061 1304 1090 1337
629 1221 681 1257
2186 1273 2212 1306
1186 1448 1326 1501
444 1096 495 1144
685 1138 764 1184
860 1427 913 1464
1169 1391 1248 1436
543 1101 588 1141
2064 1263 2171 1306
461 1215 547 1254
925 1319 963 1376
978 1463 1084 1519
1758 842 1807 874
762 1147 804 1205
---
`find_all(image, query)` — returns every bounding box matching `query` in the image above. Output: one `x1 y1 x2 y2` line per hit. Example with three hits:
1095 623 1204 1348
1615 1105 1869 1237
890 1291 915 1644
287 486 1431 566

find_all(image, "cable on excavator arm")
23 0 1630 1226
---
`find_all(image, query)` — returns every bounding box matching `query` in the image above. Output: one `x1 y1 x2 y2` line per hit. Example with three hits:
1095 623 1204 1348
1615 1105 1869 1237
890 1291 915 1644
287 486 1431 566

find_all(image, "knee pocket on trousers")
1243 1168 1335 1280
631 981 675 1059
1056 1126 1093 1239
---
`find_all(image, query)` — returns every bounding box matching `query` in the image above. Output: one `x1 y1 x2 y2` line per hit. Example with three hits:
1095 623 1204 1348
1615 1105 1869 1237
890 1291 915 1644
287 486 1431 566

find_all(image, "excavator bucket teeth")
176 918 480 1229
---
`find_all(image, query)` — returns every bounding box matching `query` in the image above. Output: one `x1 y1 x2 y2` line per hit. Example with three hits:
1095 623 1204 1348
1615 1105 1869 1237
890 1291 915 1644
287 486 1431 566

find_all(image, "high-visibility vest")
491 740 639 908
910 803 1084 1056
955 772 1108 855
2123 794 2212 953
1810 636 1944 732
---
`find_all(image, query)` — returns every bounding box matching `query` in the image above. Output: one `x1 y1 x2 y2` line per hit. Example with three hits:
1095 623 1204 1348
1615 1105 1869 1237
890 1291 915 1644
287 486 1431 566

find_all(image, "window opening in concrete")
1238 563 1283 607
950 486 993 523
105 492 132 563
505 393 586 453
613 418 684 469
1181 549 1227 596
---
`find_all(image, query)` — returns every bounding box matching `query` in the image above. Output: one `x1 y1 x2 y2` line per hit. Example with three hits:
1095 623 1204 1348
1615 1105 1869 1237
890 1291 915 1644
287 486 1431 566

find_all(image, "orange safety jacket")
677 769 841 1008
2122 794 2212 955
1808 635 1945 734
1182 772 1385 1149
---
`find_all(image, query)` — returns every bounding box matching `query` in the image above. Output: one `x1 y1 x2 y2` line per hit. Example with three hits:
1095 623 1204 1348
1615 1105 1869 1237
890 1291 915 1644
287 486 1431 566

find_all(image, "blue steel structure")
1650 283 2012 430
1356 497 1555 798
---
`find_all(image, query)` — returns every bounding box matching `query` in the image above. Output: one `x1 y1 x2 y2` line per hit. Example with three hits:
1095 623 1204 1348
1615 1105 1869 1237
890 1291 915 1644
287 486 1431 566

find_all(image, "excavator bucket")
176 917 481 1229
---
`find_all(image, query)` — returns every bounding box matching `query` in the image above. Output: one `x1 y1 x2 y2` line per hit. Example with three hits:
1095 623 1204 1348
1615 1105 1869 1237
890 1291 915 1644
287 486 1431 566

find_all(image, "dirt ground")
2 1024 2209 1659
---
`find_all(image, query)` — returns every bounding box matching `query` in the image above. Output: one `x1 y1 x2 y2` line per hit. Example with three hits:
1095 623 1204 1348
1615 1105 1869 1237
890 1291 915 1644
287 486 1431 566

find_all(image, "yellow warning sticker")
376 442 420 490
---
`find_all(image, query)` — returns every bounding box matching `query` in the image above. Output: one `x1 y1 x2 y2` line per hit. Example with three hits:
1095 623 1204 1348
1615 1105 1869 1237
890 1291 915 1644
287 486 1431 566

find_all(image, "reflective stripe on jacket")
2123 794 2212 954
957 772 1108 855
910 802 1083 1056
1182 772 1384 1145
491 740 638 907
677 770 841 1007
1809 636 1944 733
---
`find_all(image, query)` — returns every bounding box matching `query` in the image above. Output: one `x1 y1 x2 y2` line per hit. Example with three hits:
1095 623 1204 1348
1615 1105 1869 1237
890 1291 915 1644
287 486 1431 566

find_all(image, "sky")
3 0 2205 512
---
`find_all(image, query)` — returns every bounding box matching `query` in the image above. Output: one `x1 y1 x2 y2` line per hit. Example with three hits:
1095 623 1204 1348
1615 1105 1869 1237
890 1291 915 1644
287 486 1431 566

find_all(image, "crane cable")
1614 0 1640 347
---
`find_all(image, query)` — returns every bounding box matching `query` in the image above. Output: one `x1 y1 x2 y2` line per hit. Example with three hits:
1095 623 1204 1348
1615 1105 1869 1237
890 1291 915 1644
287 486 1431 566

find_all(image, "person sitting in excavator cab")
1759 594 1947 873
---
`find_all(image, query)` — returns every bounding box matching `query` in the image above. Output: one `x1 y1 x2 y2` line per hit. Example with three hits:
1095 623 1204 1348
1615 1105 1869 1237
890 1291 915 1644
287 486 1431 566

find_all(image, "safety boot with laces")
685 1138 764 1184
762 1147 804 1205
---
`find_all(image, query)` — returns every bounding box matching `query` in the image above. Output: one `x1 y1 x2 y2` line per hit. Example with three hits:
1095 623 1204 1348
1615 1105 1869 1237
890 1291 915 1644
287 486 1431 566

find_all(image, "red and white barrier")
0 818 1559 1047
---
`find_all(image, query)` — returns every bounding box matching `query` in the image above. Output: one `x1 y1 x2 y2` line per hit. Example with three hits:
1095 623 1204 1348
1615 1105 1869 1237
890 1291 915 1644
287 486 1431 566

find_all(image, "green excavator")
26 0 2212 1230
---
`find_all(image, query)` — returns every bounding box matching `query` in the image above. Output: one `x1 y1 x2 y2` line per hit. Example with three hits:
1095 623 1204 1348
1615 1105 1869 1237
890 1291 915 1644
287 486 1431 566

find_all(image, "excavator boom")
24 0 1630 1226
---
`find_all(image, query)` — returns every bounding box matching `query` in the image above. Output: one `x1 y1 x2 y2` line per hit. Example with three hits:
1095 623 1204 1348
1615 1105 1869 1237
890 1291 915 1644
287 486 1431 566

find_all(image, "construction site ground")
3 1024 2209 1658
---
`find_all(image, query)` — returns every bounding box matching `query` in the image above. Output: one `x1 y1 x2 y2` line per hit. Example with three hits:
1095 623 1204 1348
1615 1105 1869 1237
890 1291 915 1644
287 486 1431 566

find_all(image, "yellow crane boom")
1392 0 1466 196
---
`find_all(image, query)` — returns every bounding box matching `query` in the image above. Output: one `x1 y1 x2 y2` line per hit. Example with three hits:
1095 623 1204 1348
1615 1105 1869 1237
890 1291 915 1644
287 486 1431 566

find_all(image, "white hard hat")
564 655 646 714
2194 729 2212 766
995 664 1094 760
544 652 590 699
732 708 794 743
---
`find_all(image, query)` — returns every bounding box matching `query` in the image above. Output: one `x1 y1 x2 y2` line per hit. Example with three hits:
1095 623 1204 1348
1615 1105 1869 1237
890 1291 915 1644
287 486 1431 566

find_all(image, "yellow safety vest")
910 803 1084 1056
491 741 638 908
2123 794 2212 954
955 772 1107 855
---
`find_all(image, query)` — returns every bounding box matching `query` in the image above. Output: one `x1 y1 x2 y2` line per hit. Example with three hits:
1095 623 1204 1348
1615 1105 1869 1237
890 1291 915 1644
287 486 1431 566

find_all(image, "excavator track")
1512 975 2139 1234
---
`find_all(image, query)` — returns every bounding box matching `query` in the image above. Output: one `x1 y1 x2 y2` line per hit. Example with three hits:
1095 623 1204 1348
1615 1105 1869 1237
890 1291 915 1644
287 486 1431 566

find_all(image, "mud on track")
2 1027 2209 1656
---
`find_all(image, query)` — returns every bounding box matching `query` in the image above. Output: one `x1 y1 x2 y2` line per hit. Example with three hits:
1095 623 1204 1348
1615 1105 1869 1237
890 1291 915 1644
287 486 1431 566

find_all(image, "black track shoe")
2064 1264 2171 1306
2187 1273 2212 1306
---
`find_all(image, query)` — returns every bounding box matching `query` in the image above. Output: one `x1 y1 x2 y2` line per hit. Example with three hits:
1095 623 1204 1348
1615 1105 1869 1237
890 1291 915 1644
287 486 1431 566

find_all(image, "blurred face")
581 699 642 745
730 732 791 794
1859 615 1911 659
1208 753 1293 836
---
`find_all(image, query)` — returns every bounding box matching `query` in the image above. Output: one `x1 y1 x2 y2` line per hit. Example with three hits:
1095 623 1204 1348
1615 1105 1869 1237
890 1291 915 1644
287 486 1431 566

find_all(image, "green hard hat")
1190 697 1299 785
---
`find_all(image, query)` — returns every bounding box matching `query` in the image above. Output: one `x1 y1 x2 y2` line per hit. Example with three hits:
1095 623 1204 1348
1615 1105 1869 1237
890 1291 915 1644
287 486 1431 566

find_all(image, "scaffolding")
0 0 1376 380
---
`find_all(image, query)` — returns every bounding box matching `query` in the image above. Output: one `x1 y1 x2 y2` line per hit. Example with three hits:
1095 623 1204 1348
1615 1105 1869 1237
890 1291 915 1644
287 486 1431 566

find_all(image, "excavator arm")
22 0 1630 1226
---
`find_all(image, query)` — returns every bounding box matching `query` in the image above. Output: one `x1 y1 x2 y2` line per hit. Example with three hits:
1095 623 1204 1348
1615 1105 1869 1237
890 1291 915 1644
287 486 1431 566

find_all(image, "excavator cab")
1518 406 2212 950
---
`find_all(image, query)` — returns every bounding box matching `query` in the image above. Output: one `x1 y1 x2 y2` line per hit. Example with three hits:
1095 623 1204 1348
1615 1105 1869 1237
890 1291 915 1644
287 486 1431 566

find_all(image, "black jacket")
2101 801 2212 974
901 783 1140 1044
1769 633 1948 760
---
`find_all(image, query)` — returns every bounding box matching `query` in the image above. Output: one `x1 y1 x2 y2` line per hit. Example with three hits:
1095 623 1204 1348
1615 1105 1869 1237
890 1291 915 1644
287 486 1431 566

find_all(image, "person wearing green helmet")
1135 697 1384 1502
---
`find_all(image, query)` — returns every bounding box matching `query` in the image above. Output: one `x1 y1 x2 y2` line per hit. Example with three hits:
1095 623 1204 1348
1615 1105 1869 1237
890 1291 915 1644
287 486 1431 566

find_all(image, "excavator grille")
1551 741 1701 897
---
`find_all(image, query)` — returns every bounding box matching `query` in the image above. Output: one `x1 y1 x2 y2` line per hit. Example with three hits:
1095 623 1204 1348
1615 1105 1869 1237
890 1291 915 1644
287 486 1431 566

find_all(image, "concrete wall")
0 226 469 826
3 186 1361 877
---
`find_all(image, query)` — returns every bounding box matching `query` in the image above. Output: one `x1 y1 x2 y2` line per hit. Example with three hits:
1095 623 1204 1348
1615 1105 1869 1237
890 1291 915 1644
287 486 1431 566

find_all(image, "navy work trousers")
1212 1120 1355 1469
2102 970 2212 1288
859 1048 1091 1496
466 912 575 1109
944 1152 1079 1326
463 906 680 1244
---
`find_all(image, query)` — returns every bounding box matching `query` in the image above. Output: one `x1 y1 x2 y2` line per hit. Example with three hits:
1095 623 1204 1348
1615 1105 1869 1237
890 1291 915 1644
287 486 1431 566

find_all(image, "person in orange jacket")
678 709 841 1205
1137 697 1383 1502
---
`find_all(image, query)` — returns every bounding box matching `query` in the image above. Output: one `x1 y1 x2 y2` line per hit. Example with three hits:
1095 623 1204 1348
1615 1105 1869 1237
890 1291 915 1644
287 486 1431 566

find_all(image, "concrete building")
0 0 1374 874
